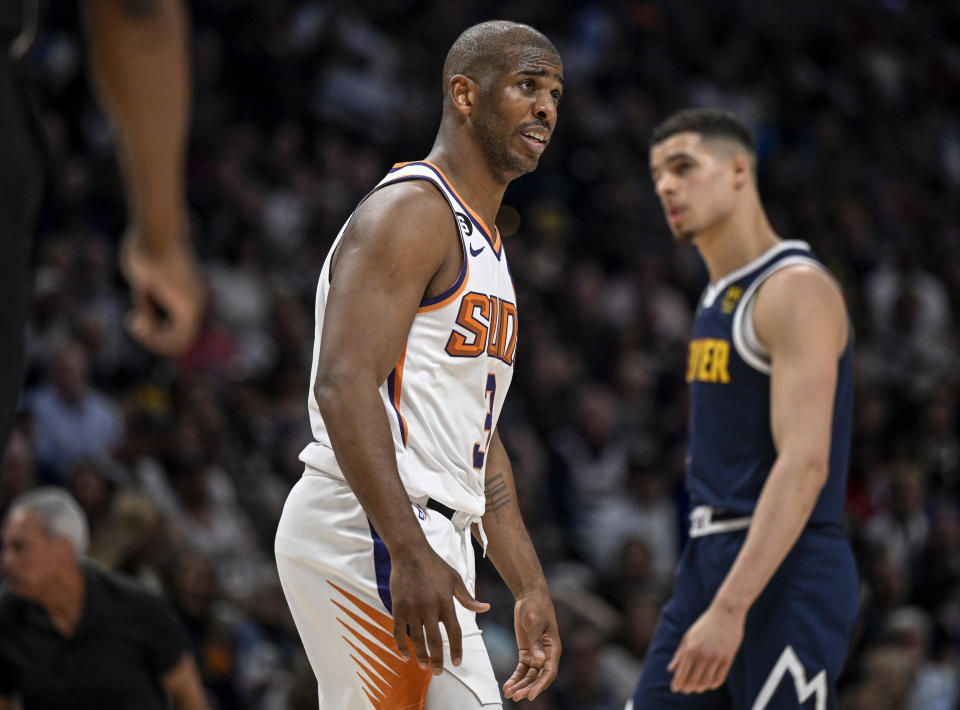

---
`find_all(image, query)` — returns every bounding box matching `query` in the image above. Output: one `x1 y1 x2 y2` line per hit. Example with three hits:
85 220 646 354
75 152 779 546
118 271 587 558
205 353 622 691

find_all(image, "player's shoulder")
353 177 453 232
342 177 459 269
755 260 848 351
760 260 845 307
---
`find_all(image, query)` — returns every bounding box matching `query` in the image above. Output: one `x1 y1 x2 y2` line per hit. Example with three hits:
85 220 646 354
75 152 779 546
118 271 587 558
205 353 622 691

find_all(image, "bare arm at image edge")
84 0 206 355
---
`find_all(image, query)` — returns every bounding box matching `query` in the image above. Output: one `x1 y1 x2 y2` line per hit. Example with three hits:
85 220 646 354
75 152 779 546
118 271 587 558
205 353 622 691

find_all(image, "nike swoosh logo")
469 244 485 257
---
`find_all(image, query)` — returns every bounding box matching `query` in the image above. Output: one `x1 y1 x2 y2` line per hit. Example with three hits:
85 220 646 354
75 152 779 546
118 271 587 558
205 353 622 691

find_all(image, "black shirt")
0 562 189 710
0 0 26 47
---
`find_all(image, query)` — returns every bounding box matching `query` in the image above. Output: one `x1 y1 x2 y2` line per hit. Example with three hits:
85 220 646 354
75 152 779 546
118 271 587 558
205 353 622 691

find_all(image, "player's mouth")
519 128 549 154
666 205 686 222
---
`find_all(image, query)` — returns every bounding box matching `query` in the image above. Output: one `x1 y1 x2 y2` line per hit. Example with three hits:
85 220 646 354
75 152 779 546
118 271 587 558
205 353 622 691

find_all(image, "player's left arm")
668 265 848 695
474 430 561 702
160 653 210 710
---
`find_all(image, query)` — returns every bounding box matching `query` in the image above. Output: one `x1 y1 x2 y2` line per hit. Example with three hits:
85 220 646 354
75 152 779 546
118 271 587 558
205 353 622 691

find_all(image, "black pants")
0 51 43 451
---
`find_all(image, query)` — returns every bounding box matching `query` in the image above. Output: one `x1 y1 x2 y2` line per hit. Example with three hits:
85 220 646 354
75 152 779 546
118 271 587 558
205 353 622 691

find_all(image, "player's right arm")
0 694 11 710
313 181 488 675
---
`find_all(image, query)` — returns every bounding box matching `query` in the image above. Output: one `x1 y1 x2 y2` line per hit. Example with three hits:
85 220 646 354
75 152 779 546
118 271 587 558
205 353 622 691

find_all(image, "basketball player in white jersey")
275 21 563 709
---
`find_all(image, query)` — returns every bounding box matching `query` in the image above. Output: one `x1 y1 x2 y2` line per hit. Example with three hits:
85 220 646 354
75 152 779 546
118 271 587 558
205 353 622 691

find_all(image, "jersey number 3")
472 374 496 469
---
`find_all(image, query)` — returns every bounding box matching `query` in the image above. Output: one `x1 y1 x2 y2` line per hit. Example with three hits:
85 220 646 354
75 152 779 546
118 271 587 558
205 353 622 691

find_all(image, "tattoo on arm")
484 471 512 518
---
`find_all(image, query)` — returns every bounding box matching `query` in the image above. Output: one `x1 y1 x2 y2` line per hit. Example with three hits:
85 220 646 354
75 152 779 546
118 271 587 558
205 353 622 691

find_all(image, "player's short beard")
473 97 533 185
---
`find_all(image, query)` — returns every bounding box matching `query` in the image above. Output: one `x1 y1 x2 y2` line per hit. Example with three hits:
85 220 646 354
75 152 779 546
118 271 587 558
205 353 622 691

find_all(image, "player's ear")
448 75 478 117
731 154 751 190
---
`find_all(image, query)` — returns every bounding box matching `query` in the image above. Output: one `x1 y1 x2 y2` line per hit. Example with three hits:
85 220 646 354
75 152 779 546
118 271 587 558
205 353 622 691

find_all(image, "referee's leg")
0 52 44 451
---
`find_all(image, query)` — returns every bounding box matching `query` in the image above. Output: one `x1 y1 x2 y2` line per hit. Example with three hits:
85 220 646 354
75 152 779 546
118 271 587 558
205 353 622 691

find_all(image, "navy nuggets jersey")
685 240 854 528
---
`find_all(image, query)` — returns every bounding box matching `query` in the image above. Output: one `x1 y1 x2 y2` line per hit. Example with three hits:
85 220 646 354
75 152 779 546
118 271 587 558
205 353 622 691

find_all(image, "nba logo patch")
722 286 743 313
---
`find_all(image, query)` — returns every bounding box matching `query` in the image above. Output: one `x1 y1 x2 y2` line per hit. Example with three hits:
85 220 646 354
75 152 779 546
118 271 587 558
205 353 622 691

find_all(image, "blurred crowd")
2 0 959 708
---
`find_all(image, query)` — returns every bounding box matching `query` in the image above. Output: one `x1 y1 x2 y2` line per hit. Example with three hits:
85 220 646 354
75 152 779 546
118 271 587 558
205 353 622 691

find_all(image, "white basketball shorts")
275 470 503 709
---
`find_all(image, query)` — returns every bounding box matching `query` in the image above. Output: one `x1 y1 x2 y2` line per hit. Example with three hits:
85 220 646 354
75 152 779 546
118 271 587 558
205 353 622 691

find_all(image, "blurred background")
3 0 960 708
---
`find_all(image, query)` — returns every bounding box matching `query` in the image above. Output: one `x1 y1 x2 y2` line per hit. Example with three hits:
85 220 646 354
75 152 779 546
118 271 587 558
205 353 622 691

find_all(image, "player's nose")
533 91 556 124
655 173 676 197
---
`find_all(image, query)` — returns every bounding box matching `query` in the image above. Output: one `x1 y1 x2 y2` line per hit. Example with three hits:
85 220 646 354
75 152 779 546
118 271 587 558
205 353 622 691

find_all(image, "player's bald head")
442 20 559 95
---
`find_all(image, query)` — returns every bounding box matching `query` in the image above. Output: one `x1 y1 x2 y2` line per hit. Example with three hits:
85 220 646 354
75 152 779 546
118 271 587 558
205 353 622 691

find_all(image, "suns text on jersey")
445 292 518 365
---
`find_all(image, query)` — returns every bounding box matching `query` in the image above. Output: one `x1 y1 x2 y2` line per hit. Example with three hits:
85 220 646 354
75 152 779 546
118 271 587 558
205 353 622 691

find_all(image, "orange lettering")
445 293 489 357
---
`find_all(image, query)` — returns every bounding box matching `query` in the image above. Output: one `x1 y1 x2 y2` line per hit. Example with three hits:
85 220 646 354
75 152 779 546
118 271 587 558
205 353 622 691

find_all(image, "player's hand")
389 547 489 675
668 601 745 694
120 229 206 356
503 589 561 701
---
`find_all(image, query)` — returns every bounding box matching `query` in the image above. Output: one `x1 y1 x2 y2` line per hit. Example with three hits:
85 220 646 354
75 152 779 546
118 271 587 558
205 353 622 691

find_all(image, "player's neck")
425 144 506 231
695 204 779 285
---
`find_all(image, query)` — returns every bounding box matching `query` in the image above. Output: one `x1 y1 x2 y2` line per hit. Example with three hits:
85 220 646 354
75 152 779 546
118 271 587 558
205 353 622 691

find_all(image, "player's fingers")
503 662 528 692
127 291 204 356
392 616 411 661
441 606 463 666
667 643 682 672
691 657 717 693
503 662 529 698
508 664 541 700
709 657 733 690
423 618 445 675
452 576 489 613
408 621 430 670
670 651 694 693
125 289 155 344
526 654 559 700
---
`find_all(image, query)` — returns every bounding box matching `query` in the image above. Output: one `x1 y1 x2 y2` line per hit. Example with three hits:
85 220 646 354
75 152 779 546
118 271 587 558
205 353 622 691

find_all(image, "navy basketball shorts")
630 527 858 710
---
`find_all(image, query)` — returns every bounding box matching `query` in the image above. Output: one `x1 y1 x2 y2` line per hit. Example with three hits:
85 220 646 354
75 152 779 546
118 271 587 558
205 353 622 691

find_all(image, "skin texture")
649 130 848 695
312 32 562 696
480 432 560 701
0 508 210 709
85 0 206 355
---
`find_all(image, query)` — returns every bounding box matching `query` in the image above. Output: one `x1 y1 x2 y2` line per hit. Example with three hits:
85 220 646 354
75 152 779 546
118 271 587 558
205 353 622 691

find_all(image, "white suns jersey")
300 161 518 518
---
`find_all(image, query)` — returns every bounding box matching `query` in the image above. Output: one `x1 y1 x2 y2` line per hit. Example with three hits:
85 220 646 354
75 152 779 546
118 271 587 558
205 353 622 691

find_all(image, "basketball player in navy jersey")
630 108 858 709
